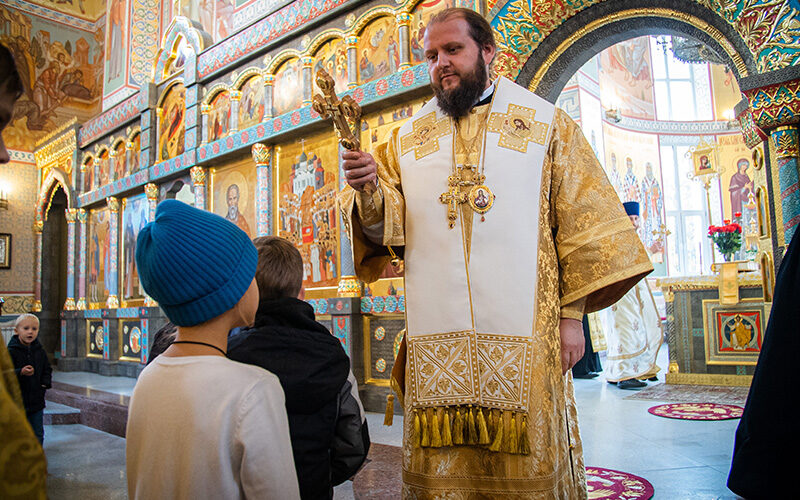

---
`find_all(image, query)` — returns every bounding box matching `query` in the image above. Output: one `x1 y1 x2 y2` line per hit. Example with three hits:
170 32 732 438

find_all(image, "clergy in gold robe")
338 8 652 498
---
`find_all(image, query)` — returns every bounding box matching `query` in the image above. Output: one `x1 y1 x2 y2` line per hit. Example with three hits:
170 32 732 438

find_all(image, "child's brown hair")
252 236 303 300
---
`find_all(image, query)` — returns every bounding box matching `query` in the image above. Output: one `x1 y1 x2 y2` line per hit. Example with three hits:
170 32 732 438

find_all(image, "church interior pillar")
396 13 411 70
302 56 314 105
251 144 273 237
64 208 77 311
230 90 241 133
264 74 275 119
200 104 211 144
346 36 359 89
76 209 87 310
106 197 120 308
189 166 207 210
770 126 800 244
32 218 43 312
143 184 159 307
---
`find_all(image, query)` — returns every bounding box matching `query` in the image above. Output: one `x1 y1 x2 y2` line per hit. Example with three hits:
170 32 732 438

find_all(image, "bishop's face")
424 16 495 118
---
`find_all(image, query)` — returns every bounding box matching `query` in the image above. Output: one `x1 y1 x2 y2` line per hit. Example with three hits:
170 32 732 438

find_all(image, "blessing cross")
312 68 375 194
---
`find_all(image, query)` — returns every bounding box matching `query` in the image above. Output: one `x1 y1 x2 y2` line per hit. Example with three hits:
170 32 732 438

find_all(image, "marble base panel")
359 384 402 415
57 357 144 377
46 381 130 437
353 443 403 499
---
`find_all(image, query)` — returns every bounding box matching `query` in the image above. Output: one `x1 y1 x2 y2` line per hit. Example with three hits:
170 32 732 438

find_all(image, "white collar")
476 81 496 105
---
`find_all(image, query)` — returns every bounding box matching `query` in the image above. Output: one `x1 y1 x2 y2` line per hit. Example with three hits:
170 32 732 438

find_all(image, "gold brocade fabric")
453 104 491 257
0 344 47 500
338 108 652 498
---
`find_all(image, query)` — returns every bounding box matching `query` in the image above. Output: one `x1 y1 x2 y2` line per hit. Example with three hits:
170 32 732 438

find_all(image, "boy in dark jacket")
228 236 370 500
7 313 52 444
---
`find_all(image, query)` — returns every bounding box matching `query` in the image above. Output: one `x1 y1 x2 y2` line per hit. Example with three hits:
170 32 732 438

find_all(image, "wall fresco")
0 4 103 152
312 38 348 95
277 131 339 289
197 0 235 42
208 91 231 142
211 157 257 239
410 0 456 65
113 140 126 182
158 83 186 162
272 58 302 117
127 132 141 174
357 16 399 85
120 193 148 305
238 75 265 129
599 36 656 121
88 205 112 306
104 0 128 91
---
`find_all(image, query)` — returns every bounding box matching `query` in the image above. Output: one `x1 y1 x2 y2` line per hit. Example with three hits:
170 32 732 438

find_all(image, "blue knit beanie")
135 199 257 326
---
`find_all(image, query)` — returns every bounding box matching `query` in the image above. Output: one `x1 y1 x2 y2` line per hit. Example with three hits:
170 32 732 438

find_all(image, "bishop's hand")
559 318 585 375
342 150 378 192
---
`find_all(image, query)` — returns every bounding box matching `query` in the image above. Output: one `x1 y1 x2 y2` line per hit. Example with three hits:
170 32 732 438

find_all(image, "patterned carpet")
623 383 749 406
648 403 744 421
587 467 654 499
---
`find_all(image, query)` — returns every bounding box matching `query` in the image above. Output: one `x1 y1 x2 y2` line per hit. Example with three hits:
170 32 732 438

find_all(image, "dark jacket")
228 297 370 500
7 336 52 413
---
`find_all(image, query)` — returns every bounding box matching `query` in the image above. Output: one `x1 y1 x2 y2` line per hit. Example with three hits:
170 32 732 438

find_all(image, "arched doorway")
39 186 68 357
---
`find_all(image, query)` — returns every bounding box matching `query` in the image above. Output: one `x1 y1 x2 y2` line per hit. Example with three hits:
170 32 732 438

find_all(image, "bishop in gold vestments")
338 9 652 498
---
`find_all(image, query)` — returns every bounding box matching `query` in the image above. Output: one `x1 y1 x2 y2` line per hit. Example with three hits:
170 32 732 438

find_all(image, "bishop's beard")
432 58 488 119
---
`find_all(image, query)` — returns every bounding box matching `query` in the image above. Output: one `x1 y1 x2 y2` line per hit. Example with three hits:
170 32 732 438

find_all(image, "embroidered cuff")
560 297 586 321
355 182 384 227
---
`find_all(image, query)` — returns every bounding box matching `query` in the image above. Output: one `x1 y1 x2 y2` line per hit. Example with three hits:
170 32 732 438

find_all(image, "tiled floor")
42 346 743 499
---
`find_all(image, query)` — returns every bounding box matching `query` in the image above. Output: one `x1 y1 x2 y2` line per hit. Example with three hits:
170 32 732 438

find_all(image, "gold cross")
400 112 450 160
439 174 467 229
487 104 550 153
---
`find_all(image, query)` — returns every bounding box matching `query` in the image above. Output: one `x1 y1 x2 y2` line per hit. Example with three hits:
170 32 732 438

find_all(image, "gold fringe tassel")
410 406 530 455
383 394 395 426
489 410 504 452
453 409 464 445
519 415 531 455
467 407 478 444
430 411 442 447
421 411 430 447
441 410 453 446
477 408 490 445
413 411 421 447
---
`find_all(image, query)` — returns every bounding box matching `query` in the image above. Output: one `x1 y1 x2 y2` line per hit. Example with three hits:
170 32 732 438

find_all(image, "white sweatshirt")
126 355 300 500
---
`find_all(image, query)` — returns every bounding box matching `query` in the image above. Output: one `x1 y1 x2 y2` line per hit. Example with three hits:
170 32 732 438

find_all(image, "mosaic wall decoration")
211 157 257 239
272 58 303 116
127 132 141 174
312 38 348 95
120 193 149 306
602 124 665 264
357 16 399 85
105 0 129 92
97 148 110 188
703 299 769 366
363 316 405 384
87 319 104 357
333 316 350 357
158 83 186 162
277 130 340 288
208 91 232 142
113 140 126 182
87 206 112 307
598 36 656 121
129 0 159 87
0 4 104 153
119 318 145 362
238 75 266 129
410 0 455 64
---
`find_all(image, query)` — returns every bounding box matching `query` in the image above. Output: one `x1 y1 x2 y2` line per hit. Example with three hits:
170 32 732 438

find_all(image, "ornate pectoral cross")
439 173 468 228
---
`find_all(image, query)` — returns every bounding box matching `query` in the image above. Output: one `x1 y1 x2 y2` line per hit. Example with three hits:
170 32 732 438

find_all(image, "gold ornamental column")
31 217 44 312
76 208 88 310
63 208 77 310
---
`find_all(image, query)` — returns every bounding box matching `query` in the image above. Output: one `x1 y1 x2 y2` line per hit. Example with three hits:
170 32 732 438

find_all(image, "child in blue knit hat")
125 200 300 500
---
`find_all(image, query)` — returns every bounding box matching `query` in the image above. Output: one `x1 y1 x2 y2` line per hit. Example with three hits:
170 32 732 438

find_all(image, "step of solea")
44 402 81 425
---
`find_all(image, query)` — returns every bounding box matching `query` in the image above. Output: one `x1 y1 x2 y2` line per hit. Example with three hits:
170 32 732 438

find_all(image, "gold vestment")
339 103 652 498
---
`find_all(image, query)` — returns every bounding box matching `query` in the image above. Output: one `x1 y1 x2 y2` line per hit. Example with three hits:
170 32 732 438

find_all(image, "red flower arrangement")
708 219 742 261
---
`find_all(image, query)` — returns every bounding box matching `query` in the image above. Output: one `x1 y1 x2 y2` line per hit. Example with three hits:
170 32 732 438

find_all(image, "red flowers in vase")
708 220 742 261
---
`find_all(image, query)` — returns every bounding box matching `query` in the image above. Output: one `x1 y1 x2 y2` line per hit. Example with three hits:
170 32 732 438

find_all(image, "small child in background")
228 236 370 500
7 313 52 445
126 200 299 499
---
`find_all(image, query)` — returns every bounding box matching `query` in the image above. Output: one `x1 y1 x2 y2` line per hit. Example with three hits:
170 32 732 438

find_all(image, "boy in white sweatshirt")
126 200 300 499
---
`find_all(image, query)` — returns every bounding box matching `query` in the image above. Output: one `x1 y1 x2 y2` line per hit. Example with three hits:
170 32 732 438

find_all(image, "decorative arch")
307 29 347 56
152 16 212 83
203 83 231 106
271 55 304 116
266 49 303 74
126 127 143 174
233 67 266 90
157 78 186 109
80 152 95 192
36 168 74 221
157 80 187 162
491 0 773 102
110 137 127 181
350 7 398 36
126 126 142 143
